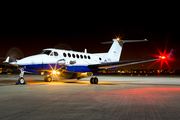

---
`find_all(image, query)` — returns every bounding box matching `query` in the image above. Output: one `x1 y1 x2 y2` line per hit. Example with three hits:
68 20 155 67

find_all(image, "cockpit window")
40 50 52 55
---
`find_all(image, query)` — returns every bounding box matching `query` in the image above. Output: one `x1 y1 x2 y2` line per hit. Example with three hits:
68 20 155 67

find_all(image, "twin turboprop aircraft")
4 38 172 84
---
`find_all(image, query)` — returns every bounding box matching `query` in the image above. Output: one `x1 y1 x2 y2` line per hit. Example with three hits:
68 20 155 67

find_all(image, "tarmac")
0 74 180 120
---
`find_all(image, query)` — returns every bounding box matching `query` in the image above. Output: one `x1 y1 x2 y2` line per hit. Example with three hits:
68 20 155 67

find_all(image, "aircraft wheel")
90 77 98 84
44 76 52 82
18 77 26 84
94 77 98 84
90 77 94 84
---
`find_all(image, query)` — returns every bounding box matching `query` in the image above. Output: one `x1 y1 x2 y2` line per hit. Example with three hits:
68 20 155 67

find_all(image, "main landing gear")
90 77 98 84
16 67 26 85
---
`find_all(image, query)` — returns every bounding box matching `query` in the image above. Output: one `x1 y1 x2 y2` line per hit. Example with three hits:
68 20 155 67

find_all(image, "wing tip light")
159 48 173 59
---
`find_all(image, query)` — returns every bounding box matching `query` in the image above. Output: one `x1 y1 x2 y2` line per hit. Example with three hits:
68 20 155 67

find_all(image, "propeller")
6 47 24 62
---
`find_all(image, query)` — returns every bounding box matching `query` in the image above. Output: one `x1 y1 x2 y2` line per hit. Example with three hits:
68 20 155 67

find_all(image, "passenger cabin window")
84 55 87 59
61 53 91 59
72 54 75 58
63 53 66 57
76 54 79 58
80 55 83 59
54 52 58 56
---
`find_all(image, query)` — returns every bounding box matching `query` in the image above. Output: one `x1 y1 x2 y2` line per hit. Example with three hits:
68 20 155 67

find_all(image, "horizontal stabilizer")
119 39 148 43
101 41 114 44
101 39 147 44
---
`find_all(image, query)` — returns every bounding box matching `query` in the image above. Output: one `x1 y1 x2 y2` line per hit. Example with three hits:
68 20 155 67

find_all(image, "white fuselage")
16 48 113 72
9 39 122 75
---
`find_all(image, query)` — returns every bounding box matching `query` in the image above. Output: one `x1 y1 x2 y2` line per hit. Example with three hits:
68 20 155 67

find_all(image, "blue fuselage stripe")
25 64 91 72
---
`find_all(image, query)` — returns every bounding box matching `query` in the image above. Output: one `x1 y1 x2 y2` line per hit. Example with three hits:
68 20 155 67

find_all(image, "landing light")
116 38 120 41
52 70 56 74
41 72 45 75
51 70 60 75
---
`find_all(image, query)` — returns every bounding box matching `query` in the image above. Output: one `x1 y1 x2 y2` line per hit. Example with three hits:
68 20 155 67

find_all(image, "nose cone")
17 55 43 70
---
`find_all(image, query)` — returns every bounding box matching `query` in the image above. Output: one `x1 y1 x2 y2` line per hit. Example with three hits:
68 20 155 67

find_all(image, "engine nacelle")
57 71 88 79
77 72 88 79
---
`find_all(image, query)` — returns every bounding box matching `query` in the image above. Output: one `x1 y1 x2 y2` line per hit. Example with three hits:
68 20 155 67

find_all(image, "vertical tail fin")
105 39 148 62
107 39 122 61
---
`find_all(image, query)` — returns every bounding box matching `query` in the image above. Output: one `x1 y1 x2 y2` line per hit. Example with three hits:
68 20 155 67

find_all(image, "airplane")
3 38 173 85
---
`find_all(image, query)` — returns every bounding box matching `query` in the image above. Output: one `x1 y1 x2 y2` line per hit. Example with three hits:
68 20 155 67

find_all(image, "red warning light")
149 47 174 71
161 56 166 59
159 56 166 59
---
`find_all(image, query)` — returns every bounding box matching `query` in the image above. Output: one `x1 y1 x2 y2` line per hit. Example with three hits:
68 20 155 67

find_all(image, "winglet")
167 49 173 58
3 56 9 63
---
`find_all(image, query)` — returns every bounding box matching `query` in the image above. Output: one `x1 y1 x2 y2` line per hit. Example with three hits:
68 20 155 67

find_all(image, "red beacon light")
159 56 166 59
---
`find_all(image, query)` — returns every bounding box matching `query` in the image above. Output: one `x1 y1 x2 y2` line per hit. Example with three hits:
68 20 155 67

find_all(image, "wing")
88 48 173 71
88 57 159 70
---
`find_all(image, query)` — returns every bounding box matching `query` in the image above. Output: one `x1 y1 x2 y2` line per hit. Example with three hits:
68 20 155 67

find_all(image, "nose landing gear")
16 67 27 85
18 77 26 84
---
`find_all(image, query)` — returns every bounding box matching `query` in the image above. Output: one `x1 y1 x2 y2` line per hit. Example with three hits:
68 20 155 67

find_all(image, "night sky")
0 8 180 70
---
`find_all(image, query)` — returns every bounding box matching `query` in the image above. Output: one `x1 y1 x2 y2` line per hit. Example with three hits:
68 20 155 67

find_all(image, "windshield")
39 50 52 55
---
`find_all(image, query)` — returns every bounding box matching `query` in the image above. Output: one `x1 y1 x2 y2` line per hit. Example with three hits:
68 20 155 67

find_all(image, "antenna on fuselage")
84 49 87 53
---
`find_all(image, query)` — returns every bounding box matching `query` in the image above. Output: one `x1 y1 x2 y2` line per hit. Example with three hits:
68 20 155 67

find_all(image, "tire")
94 77 98 84
45 76 52 82
90 77 94 84
18 77 26 84
44 77 47 82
